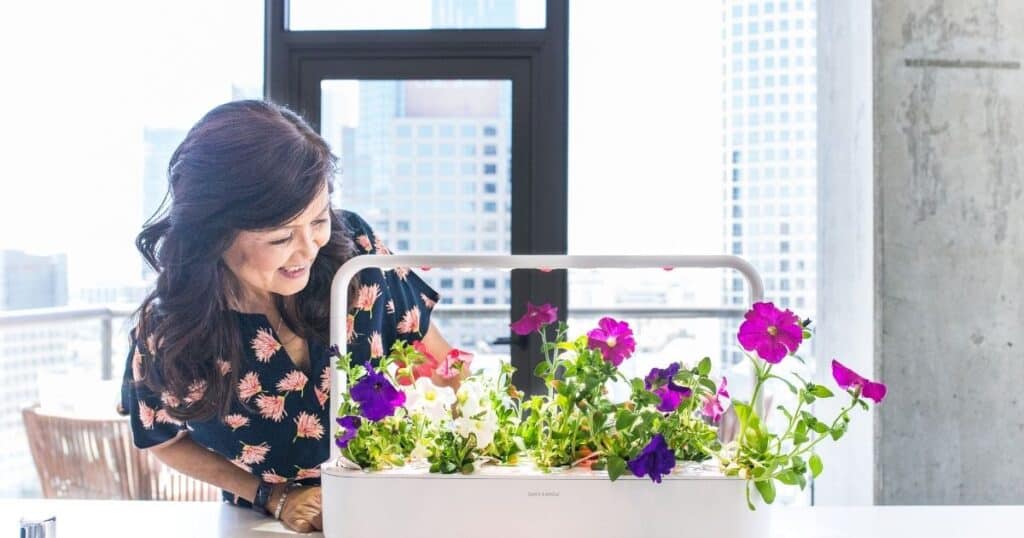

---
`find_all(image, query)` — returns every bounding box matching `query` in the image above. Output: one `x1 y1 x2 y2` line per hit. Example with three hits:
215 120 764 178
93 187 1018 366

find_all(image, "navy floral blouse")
120 210 440 505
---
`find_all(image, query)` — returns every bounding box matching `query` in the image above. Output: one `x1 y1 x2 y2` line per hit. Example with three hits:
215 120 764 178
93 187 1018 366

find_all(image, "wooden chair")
21 406 220 501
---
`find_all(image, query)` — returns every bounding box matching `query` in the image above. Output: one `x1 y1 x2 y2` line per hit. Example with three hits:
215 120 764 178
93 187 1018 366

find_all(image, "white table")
3 499 1021 537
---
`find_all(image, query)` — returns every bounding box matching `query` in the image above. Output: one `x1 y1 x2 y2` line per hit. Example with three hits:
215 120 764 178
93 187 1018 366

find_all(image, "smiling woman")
119 100 452 533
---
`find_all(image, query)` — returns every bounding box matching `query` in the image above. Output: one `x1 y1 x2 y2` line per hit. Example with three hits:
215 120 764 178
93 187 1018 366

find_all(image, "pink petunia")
420 293 437 310
160 391 181 408
295 467 321 480
155 409 183 426
224 414 250 430
369 332 384 358
394 340 438 386
315 387 329 408
509 302 558 336
238 442 271 465
138 401 156 430
184 380 207 404
238 372 262 402
294 412 325 441
436 349 474 381
355 234 373 252
262 470 288 484
586 317 636 367
397 307 421 334
251 328 282 362
831 359 887 404
216 359 231 376
354 284 381 312
737 302 804 364
702 377 731 423
276 370 308 394
255 394 288 422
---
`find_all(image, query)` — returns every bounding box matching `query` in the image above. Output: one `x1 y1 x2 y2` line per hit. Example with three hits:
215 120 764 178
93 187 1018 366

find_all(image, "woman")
118 100 452 533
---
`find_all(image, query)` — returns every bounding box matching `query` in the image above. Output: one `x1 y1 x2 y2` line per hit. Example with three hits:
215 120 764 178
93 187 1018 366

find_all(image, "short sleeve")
119 328 188 449
341 210 440 344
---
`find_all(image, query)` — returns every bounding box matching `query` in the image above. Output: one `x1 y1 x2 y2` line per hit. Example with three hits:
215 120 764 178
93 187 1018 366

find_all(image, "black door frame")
265 0 569 396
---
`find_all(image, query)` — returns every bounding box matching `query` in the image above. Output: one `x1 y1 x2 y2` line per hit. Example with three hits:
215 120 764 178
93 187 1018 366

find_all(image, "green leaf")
776 470 801 486
699 378 717 393
809 454 823 478
698 357 712 376
533 361 550 378
754 479 776 504
830 421 848 441
793 420 809 444
607 456 627 481
615 409 638 431
809 384 835 398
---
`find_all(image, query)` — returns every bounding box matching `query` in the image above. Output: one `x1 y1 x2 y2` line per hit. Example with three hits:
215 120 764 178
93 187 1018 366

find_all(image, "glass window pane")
289 0 545 30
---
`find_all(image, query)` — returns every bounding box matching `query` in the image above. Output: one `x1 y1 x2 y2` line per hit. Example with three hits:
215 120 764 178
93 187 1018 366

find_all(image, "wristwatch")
252 479 275 515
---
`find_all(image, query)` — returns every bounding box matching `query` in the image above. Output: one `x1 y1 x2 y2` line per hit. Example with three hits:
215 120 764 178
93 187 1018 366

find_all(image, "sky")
0 0 722 299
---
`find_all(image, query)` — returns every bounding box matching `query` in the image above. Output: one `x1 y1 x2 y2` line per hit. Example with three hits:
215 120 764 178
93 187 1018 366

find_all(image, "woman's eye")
270 235 292 246
313 218 328 227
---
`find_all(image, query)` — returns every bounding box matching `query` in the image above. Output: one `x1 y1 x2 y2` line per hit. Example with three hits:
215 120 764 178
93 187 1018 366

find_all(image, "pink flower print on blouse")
238 442 271 465
393 266 410 280
294 412 325 441
354 283 381 313
138 401 156 430
256 394 288 422
224 414 250 431
276 370 309 394
315 386 329 408
374 238 392 255
131 348 144 381
397 306 422 335
238 372 262 402
216 359 231 376
355 234 373 252
420 293 437 310
155 409 183 426
231 459 252 473
369 332 385 359
346 314 357 344
295 467 321 480
320 366 331 393
251 328 282 362
184 380 207 404
160 391 181 408
262 470 289 484
386 299 396 314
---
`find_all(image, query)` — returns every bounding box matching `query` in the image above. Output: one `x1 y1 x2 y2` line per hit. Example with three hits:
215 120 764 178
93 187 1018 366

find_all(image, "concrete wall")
822 0 1024 505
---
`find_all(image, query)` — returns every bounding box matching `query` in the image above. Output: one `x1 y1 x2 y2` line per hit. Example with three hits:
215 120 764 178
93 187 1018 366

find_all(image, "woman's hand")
272 484 323 533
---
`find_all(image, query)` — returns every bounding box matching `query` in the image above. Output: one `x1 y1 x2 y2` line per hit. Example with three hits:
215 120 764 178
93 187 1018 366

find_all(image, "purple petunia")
509 302 559 336
644 363 692 412
335 415 362 449
737 302 804 363
831 359 887 404
350 363 406 421
586 317 636 367
628 434 676 484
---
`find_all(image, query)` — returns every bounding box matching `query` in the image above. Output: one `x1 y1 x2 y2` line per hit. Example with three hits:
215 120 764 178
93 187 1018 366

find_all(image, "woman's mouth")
279 264 309 279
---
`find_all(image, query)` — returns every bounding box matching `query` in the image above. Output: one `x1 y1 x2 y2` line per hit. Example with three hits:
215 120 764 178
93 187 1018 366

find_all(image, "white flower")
454 409 498 449
409 441 431 462
456 379 486 417
404 377 456 421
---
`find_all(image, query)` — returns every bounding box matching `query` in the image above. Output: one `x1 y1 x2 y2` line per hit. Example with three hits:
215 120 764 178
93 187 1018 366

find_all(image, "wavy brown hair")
134 100 356 421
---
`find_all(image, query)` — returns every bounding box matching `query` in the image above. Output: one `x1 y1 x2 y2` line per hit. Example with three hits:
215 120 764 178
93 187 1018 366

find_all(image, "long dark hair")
134 100 355 421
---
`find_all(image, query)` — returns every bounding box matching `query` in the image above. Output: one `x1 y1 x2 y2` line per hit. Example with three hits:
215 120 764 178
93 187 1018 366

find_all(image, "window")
440 278 453 289
463 278 476 289
484 164 497 175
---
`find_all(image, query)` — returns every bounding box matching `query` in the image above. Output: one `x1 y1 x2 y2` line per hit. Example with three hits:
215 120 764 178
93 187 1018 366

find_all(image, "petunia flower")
335 415 362 449
737 302 803 363
454 408 499 449
404 377 456 421
702 376 730 423
435 349 474 381
831 359 887 404
350 363 406 421
509 302 558 336
394 340 440 386
586 317 636 366
456 379 486 417
644 363 693 412
628 434 676 484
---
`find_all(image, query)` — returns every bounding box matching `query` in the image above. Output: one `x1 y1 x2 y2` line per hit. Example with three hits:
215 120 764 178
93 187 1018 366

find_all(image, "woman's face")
223 185 331 306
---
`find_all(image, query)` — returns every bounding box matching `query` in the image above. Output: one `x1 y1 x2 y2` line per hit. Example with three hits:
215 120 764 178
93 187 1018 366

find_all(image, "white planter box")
321 461 768 538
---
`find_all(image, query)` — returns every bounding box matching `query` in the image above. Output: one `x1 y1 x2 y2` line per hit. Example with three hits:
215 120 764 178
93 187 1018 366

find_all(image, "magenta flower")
350 363 406 421
737 302 804 363
831 360 887 404
586 317 636 366
628 434 676 484
644 363 692 412
701 376 730 423
509 302 559 335
335 415 362 449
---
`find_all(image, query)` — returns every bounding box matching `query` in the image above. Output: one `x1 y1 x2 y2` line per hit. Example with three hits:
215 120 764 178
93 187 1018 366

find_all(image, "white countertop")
3 499 1021 537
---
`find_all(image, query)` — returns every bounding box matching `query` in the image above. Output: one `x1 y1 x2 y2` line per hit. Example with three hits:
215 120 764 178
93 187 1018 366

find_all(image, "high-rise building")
721 0 818 368
141 127 187 280
0 250 68 311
